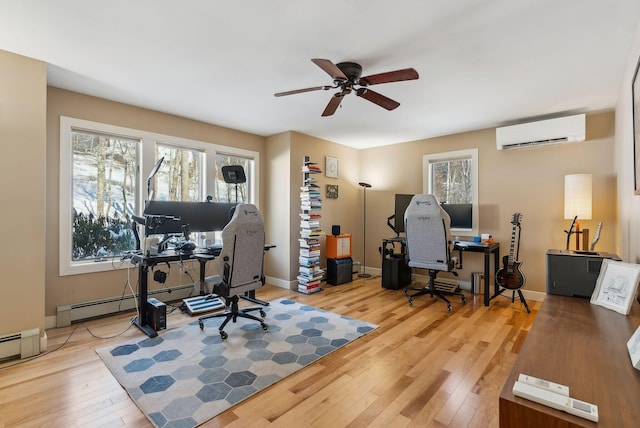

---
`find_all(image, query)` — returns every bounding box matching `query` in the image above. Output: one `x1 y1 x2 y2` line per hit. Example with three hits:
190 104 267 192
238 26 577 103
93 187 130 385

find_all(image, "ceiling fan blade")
312 59 348 81
356 88 400 111
359 68 419 86
322 94 343 117
274 86 331 97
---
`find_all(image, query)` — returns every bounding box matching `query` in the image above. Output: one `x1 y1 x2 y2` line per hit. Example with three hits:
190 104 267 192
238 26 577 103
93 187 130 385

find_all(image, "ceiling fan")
274 59 419 117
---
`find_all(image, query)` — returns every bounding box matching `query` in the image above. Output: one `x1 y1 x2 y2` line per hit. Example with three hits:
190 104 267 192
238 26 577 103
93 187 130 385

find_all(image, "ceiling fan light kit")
274 58 419 116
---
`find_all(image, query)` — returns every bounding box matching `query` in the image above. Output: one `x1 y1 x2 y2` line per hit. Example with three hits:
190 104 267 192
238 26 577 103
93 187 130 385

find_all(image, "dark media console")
546 249 621 298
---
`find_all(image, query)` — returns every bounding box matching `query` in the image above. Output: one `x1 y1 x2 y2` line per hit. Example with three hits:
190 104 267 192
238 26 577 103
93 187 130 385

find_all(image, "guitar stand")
490 287 531 313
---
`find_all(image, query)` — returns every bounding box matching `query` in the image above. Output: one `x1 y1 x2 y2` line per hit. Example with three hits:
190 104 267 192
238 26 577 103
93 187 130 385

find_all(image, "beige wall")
289 132 361 277
45 88 266 316
264 131 292 283
43 89 618 317
0 50 47 336
360 111 617 294
1 49 621 325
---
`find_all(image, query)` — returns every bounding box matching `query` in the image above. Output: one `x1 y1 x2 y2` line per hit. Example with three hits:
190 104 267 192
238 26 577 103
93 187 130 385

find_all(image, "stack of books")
298 158 324 294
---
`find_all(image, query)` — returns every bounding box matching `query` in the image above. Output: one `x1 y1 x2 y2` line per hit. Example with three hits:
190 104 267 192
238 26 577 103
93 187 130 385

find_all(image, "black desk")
454 241 500 306
129 245 275 337
130 250 215 337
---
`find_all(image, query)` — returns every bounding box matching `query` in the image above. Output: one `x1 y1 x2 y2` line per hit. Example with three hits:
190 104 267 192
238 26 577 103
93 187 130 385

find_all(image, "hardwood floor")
0 277 539 427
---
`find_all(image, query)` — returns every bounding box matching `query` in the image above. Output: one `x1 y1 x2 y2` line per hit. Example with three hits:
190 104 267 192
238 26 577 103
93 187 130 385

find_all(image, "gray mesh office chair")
404 194 467 311
198 203 268 339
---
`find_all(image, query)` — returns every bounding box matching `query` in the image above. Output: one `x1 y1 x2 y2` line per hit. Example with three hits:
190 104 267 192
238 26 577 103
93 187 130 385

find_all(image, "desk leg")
494 248 500 298
132 265 158 338
198 258 208 295
484 249 490 306
483 246 500 307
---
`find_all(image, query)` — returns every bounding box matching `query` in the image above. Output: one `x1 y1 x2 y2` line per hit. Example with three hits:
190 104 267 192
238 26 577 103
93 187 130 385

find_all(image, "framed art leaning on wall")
590 259 640 315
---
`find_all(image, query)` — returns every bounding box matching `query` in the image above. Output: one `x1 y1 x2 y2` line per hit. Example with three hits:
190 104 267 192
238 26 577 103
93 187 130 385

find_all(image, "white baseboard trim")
265 276 296 290
55 284 197 328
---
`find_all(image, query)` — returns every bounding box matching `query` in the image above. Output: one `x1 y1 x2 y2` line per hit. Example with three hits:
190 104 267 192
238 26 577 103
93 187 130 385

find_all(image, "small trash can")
472 272 484 295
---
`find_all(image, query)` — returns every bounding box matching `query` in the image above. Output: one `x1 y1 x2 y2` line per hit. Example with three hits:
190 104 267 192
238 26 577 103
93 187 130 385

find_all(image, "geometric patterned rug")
96 298 378 428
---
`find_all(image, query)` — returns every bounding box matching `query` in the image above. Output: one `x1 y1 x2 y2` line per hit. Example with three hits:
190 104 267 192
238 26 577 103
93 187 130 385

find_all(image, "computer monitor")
441 203 473 229
392 194 414 234
143 201 237 236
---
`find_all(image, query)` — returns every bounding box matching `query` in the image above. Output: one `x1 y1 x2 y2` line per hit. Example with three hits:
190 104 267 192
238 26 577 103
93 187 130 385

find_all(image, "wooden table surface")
499 294 640 427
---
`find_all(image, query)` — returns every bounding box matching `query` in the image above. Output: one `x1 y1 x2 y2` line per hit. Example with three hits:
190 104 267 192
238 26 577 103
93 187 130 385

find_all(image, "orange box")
326 234 352 259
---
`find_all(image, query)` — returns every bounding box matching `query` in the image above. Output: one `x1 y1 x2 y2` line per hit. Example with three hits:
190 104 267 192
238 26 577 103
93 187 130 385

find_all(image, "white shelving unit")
298 155 324 294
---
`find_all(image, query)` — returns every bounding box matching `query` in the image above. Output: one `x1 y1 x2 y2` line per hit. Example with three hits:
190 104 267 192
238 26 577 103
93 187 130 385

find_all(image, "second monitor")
441 203 473 230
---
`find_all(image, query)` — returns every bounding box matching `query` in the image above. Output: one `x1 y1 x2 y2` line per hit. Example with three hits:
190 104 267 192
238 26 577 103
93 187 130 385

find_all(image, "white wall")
615 19 640 263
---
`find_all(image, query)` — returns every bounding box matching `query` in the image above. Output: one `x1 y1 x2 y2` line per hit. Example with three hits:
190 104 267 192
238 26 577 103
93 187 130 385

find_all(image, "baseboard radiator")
56 284 195 327
0 328 40 362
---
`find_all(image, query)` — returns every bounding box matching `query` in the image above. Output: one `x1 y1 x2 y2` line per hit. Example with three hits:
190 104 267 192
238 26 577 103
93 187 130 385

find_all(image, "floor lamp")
358 182 372 278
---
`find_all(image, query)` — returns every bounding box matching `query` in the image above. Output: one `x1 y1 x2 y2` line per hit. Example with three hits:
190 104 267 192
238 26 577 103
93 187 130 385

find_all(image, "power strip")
518 374 569 396
512 381 598 422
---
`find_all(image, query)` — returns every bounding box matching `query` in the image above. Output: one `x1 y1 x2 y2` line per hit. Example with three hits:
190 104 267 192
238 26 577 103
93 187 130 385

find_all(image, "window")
154 143 204 202
70 129 139 262
215 153 254 203
60 117 259 275
423 148 479 235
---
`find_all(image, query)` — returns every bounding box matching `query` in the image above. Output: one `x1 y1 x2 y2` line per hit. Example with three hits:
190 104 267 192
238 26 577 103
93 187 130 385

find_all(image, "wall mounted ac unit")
496 113 586 150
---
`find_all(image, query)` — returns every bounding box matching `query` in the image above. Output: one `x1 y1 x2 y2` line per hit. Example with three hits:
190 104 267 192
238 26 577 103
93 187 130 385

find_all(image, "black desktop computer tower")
146 297 167 331
327 257 353 285
382 254 411 290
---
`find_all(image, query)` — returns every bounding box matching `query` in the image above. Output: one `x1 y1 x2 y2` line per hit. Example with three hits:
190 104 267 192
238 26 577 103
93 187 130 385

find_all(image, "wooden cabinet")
326 234 352 259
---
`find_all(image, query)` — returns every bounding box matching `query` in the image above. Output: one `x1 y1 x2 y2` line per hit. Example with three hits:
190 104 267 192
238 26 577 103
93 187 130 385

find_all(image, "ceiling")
1 1 639 149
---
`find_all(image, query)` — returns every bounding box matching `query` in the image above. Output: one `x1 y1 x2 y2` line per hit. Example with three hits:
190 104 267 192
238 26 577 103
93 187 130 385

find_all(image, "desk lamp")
564 174 592 250
358 182 372 278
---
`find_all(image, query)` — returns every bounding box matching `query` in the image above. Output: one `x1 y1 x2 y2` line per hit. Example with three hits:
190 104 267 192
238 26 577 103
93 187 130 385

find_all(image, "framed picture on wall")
632 54 640 195
325 156 338 178
326 184 338 199
590 259 640 315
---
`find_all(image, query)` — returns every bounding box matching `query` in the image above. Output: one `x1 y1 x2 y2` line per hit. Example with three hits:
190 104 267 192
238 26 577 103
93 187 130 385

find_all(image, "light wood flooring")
0 276 540 427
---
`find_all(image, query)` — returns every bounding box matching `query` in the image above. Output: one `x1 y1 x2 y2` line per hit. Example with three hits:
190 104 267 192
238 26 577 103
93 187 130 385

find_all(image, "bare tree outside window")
71 131 138 260
153 144 203 201
431 158 472 204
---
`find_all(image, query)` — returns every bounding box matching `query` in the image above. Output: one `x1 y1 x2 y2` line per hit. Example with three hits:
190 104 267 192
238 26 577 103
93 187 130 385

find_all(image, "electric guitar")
496 213 526 290
589 222 602 251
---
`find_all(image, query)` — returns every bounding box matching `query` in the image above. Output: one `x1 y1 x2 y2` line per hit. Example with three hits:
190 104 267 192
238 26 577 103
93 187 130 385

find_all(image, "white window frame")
423 148 479 236
59 116 259 276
